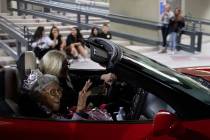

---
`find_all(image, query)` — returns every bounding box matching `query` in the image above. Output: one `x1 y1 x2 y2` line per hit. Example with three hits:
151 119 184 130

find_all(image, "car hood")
176 66 210 81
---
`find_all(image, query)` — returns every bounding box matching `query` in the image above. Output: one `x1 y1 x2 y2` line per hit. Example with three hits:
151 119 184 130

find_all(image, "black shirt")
99 32 112 40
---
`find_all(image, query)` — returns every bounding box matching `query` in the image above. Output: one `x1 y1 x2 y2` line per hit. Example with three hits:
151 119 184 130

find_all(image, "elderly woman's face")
41 82 62 112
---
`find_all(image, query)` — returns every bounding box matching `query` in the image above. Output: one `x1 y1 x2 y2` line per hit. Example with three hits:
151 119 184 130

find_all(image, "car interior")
0 38 175 121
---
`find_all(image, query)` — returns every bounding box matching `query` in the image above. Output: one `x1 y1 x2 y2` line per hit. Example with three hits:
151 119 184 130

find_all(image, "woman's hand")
76 80 92 112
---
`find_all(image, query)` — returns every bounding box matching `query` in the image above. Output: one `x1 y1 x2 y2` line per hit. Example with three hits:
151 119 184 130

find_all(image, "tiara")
23 69 43 90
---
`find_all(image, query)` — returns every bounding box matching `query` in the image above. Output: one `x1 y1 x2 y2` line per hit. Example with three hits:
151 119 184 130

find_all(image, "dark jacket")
168 16 185 34
66 34 85 47
99 31 112 40
59 77 78 114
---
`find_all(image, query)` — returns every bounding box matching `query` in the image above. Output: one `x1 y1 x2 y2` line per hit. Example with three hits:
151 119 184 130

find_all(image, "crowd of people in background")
31 23 112 60
159 4 185 55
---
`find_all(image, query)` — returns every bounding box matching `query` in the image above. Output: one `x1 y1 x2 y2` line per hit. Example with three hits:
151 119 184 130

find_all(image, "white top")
161 11 174 25
69 58 106 71
31 36 54 49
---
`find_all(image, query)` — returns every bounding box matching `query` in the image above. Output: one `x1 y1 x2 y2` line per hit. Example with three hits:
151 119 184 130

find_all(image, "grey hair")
39 50 66 77
30 74 59 101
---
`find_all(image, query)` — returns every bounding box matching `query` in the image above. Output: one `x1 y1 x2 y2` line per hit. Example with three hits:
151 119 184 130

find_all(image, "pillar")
0 0 9 13
110 0 162 45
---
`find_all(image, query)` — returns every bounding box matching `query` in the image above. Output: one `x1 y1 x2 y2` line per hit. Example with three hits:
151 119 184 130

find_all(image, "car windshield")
122 48 210 105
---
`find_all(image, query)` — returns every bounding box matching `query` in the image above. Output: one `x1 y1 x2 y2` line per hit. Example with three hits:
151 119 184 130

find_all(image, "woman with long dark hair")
66 27 87 59
31 26 55 59
89 27 100 38
49 26 66 51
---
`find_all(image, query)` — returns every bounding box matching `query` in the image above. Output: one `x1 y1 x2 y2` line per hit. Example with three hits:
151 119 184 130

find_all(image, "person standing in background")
159 4 174 53
168 8 185 54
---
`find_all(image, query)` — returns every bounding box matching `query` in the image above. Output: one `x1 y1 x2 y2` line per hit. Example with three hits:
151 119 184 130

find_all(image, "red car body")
176 66 210 81
1 38 210 140
1 112 210 140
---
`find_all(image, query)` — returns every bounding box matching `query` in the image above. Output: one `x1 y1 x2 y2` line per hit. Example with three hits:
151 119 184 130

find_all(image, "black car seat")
0 67 20 116
143 93 175 119
16 51 37 85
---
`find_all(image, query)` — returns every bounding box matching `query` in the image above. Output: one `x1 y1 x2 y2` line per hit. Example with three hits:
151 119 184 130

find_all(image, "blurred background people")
168 7 185 54
99 23 112 40
49 26 66 51
31 26 55 59
159 4 174 53
89 26 100 38
66 27 87 59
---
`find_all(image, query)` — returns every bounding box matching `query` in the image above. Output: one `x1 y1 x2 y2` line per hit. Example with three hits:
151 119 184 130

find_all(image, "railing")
0 15 32 58
0 40 18 59
48 0 109 10
185 16 210 36
16 0 162 29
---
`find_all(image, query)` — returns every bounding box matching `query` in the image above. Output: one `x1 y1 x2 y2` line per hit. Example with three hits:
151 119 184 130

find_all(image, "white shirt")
161 11 174 25
31 36 54 49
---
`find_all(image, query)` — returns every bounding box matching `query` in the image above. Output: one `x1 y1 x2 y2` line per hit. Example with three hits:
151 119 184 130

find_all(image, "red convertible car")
0 38 210 140
176 67 210 89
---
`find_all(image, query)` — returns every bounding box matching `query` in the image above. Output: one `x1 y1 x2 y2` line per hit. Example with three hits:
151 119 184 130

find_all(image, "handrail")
0 16 33 57
0 40 18 59
185 16 210 26
49 0 109 10
185 16 210 36
11 8 161 46
17 0 210 35
0 15 24 35
0 17 27 45
18 0 161 30
0 15 33 38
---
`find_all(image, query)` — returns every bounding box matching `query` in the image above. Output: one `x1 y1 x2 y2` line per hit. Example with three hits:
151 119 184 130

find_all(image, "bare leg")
77 45 87 58
70 44 79 58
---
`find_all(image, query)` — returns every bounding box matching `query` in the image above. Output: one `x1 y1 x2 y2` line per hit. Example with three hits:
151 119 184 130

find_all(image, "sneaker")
168 50 176 55
78 57 85 62
84 58 90 62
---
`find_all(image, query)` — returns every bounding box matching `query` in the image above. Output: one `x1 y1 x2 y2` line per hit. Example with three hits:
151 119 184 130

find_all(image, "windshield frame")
122 47 210 105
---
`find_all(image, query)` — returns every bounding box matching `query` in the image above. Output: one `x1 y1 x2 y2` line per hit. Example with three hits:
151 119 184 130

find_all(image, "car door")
0 117 155 140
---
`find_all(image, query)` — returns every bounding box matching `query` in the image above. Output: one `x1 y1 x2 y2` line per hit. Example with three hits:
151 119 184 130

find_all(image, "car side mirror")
153 110 184 136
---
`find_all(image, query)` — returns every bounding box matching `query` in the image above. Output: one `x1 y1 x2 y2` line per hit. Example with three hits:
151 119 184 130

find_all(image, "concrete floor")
140 37 210 68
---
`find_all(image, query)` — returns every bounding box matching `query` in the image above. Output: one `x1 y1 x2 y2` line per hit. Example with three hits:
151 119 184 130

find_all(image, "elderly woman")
39 50 117 114
20 73 92 119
